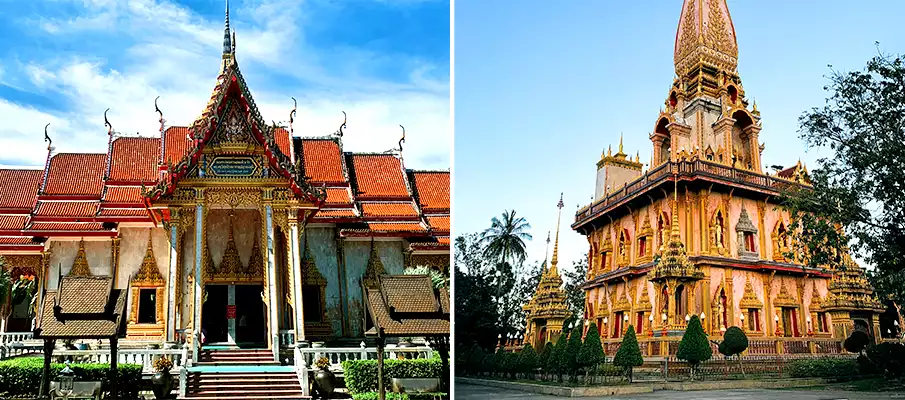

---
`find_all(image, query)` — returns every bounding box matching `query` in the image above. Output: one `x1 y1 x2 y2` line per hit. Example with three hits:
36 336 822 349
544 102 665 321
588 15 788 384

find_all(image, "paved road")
455 381 905 400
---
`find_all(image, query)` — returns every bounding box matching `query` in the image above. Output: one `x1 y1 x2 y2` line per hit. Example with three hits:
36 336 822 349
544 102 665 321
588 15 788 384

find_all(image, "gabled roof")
0 169 43 211
35 275 127 339
411 171 450 213
108 137 160 183
349 154 410 200
365 275 449 337
43 154 107 197
300 138 346 184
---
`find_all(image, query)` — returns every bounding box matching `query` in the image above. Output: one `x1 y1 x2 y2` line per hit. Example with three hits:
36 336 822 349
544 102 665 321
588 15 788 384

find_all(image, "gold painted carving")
363 240 386 287
637 213 654 263
205 189 261 209
739 275 763 309
132 231 165 287
69 239 92 276
773 280 799 308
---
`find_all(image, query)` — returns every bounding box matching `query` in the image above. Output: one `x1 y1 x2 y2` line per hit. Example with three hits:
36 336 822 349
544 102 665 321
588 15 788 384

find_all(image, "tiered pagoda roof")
823 253 884 313
647 184 703 282
0 5 448 252
524 195 571 322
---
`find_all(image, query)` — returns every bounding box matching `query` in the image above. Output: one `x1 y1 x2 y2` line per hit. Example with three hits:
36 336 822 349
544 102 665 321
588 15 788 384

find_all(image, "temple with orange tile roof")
0 3 448 361
572 0 882 356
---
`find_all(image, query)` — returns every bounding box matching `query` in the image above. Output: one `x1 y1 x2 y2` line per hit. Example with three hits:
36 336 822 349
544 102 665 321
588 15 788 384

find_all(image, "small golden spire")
607 145 612 157
550 193 564 276
618 134 624 154
635 151 640 163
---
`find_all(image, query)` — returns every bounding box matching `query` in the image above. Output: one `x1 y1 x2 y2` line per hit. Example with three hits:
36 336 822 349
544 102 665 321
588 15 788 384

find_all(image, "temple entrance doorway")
202 284 267 347
202 285 228 344
235 284 266 345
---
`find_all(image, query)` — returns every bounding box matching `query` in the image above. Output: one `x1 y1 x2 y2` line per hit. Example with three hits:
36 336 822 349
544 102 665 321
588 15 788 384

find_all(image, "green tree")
562 327 583 382
518 343 538 378
466 344 486 376
844 329 871 355
578 323 605 383
613 326 643 382
480 210 533 300
677 315 712 381
563 255 589 318
403 265 446 289
547 333 568 382
538 341 553 378
717 326 749 377
780 51 905 313
454 266 499 352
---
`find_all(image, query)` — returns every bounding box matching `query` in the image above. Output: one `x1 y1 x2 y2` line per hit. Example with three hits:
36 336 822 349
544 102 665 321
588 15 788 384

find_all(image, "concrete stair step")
186 389 306 397
181 396 309 400
187 383 301 391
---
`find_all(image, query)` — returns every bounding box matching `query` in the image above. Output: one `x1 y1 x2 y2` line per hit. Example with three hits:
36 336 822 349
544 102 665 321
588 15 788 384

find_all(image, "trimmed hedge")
0 357 142 398
342 357 442 395
351 392 447 400
788 357 859 378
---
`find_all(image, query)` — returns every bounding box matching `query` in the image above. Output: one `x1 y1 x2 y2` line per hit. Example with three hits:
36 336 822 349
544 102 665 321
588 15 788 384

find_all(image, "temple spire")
543 231 551 272
223 0 232 55
550 193 564 275
673 0 739 77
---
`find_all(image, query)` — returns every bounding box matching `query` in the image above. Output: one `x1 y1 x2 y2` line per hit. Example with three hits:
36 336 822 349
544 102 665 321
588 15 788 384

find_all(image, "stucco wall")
47 239 112 289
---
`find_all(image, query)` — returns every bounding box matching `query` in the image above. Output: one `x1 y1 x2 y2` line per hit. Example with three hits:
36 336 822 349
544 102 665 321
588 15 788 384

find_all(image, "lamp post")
806 316 813 336
648 314 654 336
603 317 609 338
775 314 782 337
623 313 629 335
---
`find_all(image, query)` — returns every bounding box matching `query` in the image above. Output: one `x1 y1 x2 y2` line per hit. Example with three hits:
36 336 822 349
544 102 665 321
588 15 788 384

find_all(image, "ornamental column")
263 193 280 362
288 210 306 342
166 209 180 343
192 190 205 362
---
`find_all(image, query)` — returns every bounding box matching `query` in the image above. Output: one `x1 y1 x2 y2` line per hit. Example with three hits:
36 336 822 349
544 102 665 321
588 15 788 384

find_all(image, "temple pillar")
192 191 205 362
702 270 711 334
264 203 280 361
288 212 306 342
699 190 709 255
166 215 179 343
764 272 774 337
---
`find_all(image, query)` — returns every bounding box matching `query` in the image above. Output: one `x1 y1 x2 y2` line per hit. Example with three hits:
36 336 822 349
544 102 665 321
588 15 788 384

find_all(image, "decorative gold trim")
69 238 92 276
363 240 385 288
739 275 763 309
301 233 332 338
773 280 799 308
132 231 165 287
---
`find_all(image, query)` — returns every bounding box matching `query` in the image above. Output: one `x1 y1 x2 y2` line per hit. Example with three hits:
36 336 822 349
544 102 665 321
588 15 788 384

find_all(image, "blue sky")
454 0 905 271
0 0 449 169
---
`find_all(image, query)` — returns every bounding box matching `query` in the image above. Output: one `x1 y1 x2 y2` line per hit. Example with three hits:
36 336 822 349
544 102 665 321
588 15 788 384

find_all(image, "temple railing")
52 347 189 373
575 160 807 227
278 330 295 347
599 335 846 357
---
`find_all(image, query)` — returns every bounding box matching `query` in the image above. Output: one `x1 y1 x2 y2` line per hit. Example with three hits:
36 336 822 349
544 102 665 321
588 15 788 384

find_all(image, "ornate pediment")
739 275 762 309
69 239 91 276
132 232 164 287
302 239 327 287
363 240 386 287
635 283 652 310
773 281 798 308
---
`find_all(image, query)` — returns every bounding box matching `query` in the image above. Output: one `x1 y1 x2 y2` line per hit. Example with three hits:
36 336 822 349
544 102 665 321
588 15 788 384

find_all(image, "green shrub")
563 328 583 378
613 326 643 382
0 357 141 398
788 357 859 378
718 326 748 357
537 342 552 372
517 343 537 373
342 357 442 395
866 342 905 377
844 330 870 354
676 315 712 380
578 323 605 371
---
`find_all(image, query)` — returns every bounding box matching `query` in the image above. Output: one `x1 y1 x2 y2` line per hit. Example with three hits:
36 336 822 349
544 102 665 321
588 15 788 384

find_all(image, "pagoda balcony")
573 159 808 233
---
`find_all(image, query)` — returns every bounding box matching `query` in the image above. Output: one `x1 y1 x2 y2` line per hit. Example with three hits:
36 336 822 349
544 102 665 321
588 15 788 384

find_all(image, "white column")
227 285 237 344
289 217 305 342
265 204 279 361
166 219 179 343
193 198 204 361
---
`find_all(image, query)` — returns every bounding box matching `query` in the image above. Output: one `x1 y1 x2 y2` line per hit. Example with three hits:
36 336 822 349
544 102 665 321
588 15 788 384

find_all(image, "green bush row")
351 392 447 400
787 357 859 378
0 357 142 397
342 357 443 395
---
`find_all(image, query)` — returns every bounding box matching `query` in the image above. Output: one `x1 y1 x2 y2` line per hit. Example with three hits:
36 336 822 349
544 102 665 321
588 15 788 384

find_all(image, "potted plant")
151 356 174 399
313 356 335 398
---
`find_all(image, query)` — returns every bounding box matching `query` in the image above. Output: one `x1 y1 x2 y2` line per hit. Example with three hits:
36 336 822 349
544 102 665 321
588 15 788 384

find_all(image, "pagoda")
572 0 884 354
523 194 571 347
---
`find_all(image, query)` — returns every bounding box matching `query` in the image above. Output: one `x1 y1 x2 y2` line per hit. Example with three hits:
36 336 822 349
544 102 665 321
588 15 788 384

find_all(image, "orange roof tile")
0 215 29 230
98 208 148 217
43 154 107 197
273 127 293 159
103 186 143 204
0 237 36 244
302 140 346 183
28 222 104 231
427 215 450 231
35 201 98 217
438 237 450 245
325 188 351 204
361 202 418 217
351 155 409 198
367 222 426 232
0 169 43 210
315 209 357 218
412 172 450 212
108 137 160 183
163 127 193 165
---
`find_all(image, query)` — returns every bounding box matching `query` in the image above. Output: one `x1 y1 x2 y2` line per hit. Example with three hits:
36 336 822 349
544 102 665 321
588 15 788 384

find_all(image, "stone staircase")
181 349 309 399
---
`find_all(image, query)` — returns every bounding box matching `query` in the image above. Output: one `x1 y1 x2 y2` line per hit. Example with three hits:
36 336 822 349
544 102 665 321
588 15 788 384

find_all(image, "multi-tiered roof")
0 3 448 252
524 195 571 322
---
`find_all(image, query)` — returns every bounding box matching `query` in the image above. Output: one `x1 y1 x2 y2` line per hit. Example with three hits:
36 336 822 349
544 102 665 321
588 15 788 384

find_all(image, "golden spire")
618 134 624 154
70 238 92 276
543 231 551 272
674 0 739 76
550 193 564 276
607 145 612 157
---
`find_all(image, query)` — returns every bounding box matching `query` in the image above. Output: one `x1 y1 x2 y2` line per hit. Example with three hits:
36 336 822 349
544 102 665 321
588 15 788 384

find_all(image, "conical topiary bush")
676 315 712 381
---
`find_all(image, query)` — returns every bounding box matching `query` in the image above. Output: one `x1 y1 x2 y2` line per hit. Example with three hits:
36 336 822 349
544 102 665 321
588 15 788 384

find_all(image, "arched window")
675 285 686 324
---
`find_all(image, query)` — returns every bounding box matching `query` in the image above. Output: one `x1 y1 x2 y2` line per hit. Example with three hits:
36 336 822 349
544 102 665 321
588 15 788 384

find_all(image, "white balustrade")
52 348 188 373
294 345 310 396
296 343 433 372
278 330 295 347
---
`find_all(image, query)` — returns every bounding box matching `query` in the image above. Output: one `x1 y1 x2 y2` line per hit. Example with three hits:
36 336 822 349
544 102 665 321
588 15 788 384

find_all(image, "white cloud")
1 0 449 171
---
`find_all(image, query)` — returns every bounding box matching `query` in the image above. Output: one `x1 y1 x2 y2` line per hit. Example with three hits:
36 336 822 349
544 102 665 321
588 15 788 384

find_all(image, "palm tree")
480 210 532 299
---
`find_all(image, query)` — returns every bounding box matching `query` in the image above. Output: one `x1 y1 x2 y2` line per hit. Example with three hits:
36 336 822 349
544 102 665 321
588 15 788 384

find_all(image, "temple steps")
181 350 308 399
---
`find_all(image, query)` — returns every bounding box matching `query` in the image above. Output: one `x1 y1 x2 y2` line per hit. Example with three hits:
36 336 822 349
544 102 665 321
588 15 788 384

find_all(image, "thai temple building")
523 195 571 348
0 3 449 362
571 0 883 356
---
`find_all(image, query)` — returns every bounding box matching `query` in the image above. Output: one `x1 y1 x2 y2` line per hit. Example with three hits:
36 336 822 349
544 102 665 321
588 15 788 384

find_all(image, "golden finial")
550 193 564 275
635 151 640 163
752 99 759 114
104 108 113 136
618 134 624 154
607 145 612 157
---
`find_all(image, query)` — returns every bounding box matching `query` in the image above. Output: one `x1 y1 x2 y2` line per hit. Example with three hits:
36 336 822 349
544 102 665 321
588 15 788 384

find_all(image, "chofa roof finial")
44 123 52 151
104 108 113 136
223 0 232 55
289 97 297 136
398 125 406 154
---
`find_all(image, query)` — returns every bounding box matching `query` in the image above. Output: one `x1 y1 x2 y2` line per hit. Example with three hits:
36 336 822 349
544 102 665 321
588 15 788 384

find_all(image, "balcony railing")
575 160 806 227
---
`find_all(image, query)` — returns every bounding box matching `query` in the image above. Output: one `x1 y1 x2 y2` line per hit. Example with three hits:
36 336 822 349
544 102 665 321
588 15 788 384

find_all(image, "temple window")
613 311 624 338
781 308 799 337
719 289 728 329
728 85 738 104
137 289 157 324
715 212 725 248
817 312 828 333
747 309 760 331
601 251 609 271
744 232 756 252
618 231 630 266
303 285 323 323
675 285 686 324
638 237 647 258
635 312 644 334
